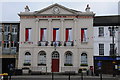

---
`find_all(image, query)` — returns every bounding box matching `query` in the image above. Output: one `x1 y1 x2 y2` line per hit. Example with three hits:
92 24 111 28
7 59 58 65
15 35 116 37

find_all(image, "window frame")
24 52 31 65
81 53 88 65
98 27 104 37
99 44 104 55
64 51 73 66
81 28 88 42
38 51 46 66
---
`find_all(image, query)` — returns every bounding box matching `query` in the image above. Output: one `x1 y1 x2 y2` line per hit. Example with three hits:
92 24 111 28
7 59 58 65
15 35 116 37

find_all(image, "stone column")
48 19 52 46
74 18 77 46
60 19 64 45
35 18 39 45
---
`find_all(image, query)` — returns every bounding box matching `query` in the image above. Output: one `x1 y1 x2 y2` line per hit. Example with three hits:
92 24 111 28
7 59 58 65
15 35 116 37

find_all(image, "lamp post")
108 26 118 77
8 33 12 54
1 28 4 54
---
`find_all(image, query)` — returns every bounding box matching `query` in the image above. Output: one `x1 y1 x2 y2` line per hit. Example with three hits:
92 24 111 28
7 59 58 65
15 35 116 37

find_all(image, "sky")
0 0 120 21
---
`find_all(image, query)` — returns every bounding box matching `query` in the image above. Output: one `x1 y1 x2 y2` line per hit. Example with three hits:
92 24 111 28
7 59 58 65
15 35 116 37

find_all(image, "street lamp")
108 26 118 56
108 26 118 77
8 33 12 54
1 28 4 54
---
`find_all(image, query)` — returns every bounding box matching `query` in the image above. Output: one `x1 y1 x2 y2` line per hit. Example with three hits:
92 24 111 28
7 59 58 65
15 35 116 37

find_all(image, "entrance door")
52 51 59 72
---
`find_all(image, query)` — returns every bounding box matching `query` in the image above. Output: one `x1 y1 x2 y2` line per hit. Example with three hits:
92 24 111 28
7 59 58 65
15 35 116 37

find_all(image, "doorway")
52 51 59 72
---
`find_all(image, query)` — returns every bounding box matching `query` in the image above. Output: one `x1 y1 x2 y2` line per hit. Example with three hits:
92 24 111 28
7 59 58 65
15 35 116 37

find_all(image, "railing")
31 66 47 73
64 41 74 46
61 67 78 73
38 41 48 46
2 47 16 54
21 41 33 44
51 41 62 46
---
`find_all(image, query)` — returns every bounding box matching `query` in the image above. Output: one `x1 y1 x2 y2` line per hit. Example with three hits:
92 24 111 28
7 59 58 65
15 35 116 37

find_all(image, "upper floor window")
99 27 104 37
4 35 9 41
12 34 17 42
110 44 115 55
53 28 60 41
99 44 104 55
66 28 72 42
108 28 113 36
25 28 32 41
0 24 2 33
4 41 9 48
4 25 10 33
12 25 18 34
40 28 47 41
81 28 88 42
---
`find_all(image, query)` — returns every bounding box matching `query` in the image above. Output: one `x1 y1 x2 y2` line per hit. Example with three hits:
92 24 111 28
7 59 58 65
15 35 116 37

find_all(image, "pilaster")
74 18 78 46
35 18 39 45
60 19 64 45
48 19 52 45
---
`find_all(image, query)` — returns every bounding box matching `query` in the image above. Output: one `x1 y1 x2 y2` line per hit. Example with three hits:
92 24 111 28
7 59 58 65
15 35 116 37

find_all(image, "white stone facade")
18 4 95 73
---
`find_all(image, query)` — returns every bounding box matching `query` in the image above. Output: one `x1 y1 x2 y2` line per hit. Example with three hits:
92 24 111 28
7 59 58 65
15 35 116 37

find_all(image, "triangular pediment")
34 3 81 15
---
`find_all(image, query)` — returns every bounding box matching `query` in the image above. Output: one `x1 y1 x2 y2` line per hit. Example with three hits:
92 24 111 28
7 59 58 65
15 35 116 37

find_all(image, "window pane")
65 52 72 64
81 53 87 64
25 28 32 41
99 44 104 55
12 34 17 41
4 25 10 32
12 25 18 34
81 28 88 42
24 52 31 63
38 51 46 65
99 27 104 36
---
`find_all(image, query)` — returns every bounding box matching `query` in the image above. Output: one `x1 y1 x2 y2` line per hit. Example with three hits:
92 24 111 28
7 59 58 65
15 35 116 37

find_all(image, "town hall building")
18 3 95 73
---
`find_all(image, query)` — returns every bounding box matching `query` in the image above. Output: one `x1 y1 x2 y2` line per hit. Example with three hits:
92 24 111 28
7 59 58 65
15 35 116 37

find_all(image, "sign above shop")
94 56 120 61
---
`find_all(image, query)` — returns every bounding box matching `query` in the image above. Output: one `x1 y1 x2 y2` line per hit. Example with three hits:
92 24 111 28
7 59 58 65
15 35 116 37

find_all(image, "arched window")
24 52 31 65
38 51 46 66
81 53 87 65
64 51 72 66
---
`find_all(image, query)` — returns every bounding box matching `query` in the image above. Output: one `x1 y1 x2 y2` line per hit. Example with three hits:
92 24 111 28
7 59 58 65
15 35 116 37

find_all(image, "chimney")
85 4 90 12
25 5 30 12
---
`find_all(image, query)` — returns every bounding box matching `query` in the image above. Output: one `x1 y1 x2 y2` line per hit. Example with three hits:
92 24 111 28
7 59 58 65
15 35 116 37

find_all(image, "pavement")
10 74 119 80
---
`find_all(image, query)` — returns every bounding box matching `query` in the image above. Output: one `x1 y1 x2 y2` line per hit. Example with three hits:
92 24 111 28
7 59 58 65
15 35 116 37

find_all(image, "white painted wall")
94 26 119 56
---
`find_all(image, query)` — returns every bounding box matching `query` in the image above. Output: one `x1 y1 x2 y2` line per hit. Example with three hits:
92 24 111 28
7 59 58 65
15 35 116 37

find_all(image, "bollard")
52 71 54 80
81 72 83 80
68 72 70 80
100 71 102 80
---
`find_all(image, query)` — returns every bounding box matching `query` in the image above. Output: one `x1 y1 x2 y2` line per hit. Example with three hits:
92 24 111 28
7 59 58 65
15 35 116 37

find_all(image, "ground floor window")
38 51 46 66
64 51 73 66
81 53 88 66
24 52 31 66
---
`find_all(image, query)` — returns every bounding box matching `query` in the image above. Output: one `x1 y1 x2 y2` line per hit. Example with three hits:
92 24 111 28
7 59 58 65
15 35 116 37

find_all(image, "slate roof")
94 15 120 26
